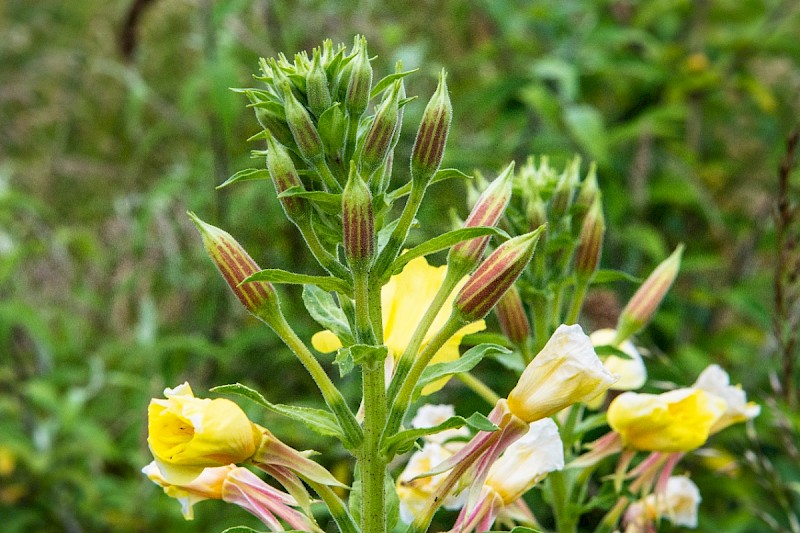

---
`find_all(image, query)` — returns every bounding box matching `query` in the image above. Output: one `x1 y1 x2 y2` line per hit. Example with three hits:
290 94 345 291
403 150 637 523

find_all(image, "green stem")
368 277 384 343
519 338 534 365
455 372 500 405
385 266 462 405
552 285 565 328
298 220 350 279
344 113 360 164
372 183 426 278
548 470 577 533
384 316 464 438
315 159 343 193
566 278 589 325
593 497 628 533
361 357 386 533
354 270 376 344
304 479 359 533
269 314 362 449
532 293 550 353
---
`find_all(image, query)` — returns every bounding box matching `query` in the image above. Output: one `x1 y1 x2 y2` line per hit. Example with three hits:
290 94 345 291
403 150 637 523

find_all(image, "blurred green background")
1 0 799 531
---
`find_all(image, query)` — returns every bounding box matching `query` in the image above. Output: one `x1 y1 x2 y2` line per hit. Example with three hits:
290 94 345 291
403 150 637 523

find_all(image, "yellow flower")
142 461 232 519
396 442 466 524
607 388 727 452
147 383 263 484
312 256 485 394
506 324 617 423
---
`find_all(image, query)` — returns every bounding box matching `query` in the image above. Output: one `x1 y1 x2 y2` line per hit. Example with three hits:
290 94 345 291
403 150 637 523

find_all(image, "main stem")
354 269 386 533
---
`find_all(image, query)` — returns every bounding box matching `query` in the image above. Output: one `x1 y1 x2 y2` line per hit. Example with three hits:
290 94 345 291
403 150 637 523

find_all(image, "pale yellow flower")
507 324 617 423
484 418 564 505
624 476 701 531
312 256 485 394
607 388 726 452
148 382 263 484
693 364 760 433
396 442 466 524
142 461 232 519
586 328 647 409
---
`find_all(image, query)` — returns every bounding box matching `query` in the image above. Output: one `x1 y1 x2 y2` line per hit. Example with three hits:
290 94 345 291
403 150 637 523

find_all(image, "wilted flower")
506 324 617 423
624 475 701 531
607 388 726 452
147 383 263 484
693 364 760 433
312 256 484 394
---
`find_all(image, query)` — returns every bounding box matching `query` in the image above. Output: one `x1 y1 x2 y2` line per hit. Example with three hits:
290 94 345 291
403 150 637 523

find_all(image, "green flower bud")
342 163 374 272
495 285 530 345
188 213 282 324
411 70 452 186
282 84 325 163
344 36 372 118
361 81 401 177
526 191 547 232
549 158 580 220
454 227 544 322
306 48 332 118
573 196 605 279
265 133 308 223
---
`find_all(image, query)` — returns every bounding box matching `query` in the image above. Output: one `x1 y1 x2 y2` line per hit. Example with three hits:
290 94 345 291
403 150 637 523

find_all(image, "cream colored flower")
142 461 232 519
607 388 726 452
147 383 263 484
693 364 760 433
507 324 617 423
312 256 485 394
586 328 647 409
484 418 564 504
625 475 701 531
396 443 466 524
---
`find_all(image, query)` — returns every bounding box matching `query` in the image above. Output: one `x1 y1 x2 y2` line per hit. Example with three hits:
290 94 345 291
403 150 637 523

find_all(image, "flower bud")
344 36 372 118
306 48 332 117
411 70 452 185
575 163 599 214
188 213 281 323
506 324 617 423
615 244 684 343
282 84 325 163
265 133 309 223
573 195 605 279
607 388 726 452
342 163 374 271
361 81 401 176
147 383 263 485
448 162 514 272
548 159 579 220
494 285 530 345
453 227 543 321
525 191 547 232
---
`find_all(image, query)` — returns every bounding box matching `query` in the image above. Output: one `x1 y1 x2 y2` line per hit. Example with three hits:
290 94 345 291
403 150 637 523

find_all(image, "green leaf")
242 269 351 295
463 412 500 432
216 168 271 189
334 347 355 377
278 186 343 212
387 226 509 277
302 285 354 344
318 102 346 155
211 383 344 439
590 269 642 285
387 168 473 201
594 344 632 360
370 68 419 98
415 343 510 394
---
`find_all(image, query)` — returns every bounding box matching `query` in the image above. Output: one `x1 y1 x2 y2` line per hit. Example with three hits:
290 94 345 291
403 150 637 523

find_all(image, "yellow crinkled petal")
311 330 343 353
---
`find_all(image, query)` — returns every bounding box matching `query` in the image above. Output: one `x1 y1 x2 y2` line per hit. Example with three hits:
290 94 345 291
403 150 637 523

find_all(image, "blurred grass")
1 0 799 531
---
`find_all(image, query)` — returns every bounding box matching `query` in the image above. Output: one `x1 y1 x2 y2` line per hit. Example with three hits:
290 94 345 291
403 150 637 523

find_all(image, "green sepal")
590 269 642 285
302 285 355 345
317 102 346 156
387 226 510 278
381 412 498 457
414 343 510 395
369 68 419 99
211 383 344 440
248 100 286 118
387 168 472 201
216 168 271 189
241 269 351 296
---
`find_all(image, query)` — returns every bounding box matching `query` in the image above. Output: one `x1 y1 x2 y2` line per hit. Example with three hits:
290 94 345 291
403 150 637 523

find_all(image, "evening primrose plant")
143 37 759 533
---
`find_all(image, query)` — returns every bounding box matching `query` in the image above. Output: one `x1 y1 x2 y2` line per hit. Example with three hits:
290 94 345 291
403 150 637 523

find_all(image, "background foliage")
2 0 799 531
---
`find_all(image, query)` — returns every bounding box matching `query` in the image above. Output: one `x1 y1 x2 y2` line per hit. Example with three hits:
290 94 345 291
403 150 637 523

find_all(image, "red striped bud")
411 70 452 185
453 227 544 321
282 84 324 163
573 196 605 279
265 133 308 223
448 162 515 272
342 163 374 272
360 81 401 176
494 285 530 344
306 48 332 118
344 36 372 118
615 244 685 343
188 213 281 323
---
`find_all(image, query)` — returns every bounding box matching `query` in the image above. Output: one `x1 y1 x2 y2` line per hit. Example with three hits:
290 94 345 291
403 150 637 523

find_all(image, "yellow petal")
311 330 343 353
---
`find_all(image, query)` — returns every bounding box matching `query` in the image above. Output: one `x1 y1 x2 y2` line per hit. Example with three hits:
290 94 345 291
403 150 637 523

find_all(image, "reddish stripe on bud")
345 36 372 117
495 285 530 344
283 85 324 162
449 162 515 270
454 227 544 321
266 134 307 222
188 213 281 322
411 70 452 185
342 164 374 271
573 196 605 278
361 81 401 176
